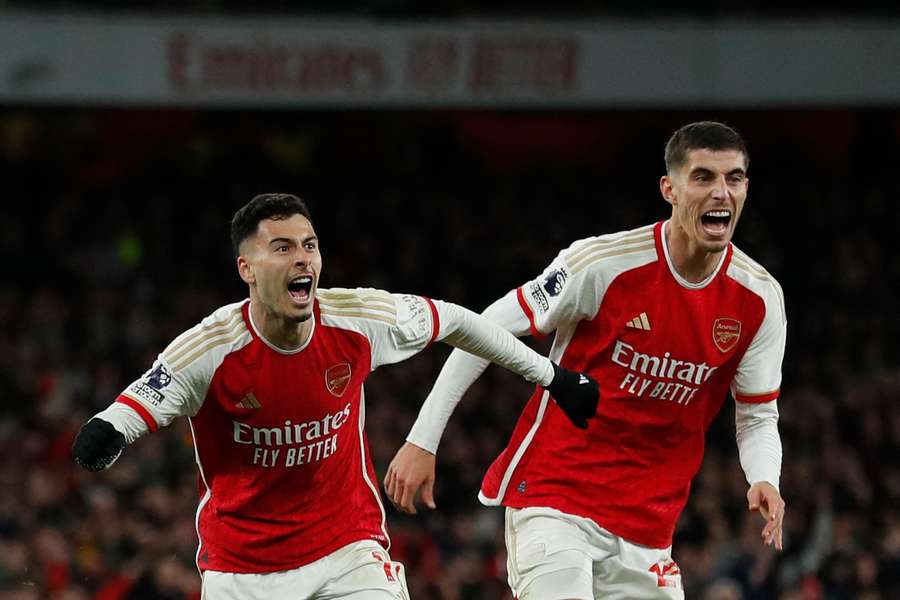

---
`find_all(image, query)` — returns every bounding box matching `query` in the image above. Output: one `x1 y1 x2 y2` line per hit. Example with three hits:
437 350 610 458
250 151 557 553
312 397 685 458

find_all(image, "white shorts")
201 540 408 600
505 507 685 600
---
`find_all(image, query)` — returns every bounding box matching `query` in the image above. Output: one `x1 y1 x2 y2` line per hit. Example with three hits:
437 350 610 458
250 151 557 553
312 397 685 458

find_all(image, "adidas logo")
626 312 652 331
235 392 261 410
579 374 590 385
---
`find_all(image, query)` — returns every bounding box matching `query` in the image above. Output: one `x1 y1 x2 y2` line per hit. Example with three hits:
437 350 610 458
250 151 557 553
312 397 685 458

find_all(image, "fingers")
759 495 786 551
383 444 439 515
422 477 436 510
747 483 786 551
762 516 782 549
385 467 415 514
384 468 397 508
746 486 761 511
398 476 417 515
383 464 419 514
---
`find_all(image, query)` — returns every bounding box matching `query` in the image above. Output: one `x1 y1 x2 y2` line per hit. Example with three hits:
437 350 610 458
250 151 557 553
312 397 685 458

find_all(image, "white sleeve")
731 276 785 489
115 356 211 433
364 292 553 390
731 284 786 402
432 299 553 385
407 230 656 453
95 354 213 442
735 399 782 490
94 402 150 444
406 290 538 453
365 292 441 370
515 245 603 337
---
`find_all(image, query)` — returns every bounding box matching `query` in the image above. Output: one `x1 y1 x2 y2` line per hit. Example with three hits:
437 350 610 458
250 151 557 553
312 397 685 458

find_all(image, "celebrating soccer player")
72 193 599 599
386 122 787 599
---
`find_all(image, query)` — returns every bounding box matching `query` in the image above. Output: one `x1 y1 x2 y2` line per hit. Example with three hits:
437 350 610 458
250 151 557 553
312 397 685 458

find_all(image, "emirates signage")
1 13 897 106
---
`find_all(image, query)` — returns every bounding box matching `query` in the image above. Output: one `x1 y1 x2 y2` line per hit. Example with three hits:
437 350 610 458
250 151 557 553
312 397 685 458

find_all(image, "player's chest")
210 333 369 423
591 278 763 405
606 292 749 360
599 268 762 355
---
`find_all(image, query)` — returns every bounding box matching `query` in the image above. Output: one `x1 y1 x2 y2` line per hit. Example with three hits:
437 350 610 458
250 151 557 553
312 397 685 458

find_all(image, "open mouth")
287 275 313 304
700 209 732 237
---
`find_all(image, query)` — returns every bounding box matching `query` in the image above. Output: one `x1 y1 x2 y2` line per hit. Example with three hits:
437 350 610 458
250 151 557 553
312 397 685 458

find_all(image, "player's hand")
748 481 785 551
384 442 437 515
73 418 126 472
544 363 600 429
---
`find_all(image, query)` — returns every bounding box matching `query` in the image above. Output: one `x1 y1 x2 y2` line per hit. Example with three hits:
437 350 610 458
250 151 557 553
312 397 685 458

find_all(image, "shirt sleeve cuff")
422 296 441 346
116 394 159 432
734 389 780 404
515 286 544 338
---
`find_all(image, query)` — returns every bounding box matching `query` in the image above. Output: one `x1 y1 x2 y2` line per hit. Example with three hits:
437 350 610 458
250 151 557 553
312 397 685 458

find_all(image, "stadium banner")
1 12 899 107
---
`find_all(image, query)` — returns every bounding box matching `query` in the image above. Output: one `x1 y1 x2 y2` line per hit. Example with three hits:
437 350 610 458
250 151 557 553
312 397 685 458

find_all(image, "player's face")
661 148 749 253
238 214 321 323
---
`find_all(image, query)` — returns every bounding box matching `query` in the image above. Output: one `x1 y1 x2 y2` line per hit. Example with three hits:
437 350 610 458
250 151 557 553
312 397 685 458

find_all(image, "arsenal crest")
713 318 741 353
325 363 352 397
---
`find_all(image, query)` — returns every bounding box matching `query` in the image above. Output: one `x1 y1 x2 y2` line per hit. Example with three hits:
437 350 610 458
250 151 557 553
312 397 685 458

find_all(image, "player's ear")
237 255 256 285
660 175 676 206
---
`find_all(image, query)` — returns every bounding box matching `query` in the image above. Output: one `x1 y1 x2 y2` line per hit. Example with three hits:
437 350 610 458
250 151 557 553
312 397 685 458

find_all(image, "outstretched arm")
407 290 530 453
72 305 235 473
386 292 598 513
385 291 525 514
430 299 597 428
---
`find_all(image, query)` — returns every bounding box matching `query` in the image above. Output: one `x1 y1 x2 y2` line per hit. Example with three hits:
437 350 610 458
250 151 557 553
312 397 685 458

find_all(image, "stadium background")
2 3 899 599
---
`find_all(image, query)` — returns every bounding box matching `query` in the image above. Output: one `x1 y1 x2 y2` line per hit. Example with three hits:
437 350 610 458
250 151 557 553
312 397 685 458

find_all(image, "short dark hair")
230 193 313 257
664 121 748 173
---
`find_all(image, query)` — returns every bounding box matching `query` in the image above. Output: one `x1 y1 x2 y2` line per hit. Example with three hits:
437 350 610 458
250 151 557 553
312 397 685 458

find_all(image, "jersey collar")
656 220 732 290
244 299 316 355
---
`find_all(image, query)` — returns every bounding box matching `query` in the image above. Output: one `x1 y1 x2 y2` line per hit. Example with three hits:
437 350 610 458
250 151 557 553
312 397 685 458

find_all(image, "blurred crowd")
1 107 899 599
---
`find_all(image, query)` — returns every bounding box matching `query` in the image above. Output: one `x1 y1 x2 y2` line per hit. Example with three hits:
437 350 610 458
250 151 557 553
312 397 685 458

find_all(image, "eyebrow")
688 167 746 177
268 236 318 246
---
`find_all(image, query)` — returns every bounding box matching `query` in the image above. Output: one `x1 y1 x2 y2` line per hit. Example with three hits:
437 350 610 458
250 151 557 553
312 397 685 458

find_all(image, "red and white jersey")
480 221 786 548
116 288 440 574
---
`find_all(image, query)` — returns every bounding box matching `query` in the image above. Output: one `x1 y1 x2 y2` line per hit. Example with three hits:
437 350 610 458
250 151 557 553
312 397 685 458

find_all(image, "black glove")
544 362 600 429
73 418 126 472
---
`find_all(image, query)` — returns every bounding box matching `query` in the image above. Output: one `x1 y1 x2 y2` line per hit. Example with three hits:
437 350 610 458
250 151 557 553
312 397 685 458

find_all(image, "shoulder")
317 287 399 327
561 223 658 276
727 246 786 323
161 300 253 372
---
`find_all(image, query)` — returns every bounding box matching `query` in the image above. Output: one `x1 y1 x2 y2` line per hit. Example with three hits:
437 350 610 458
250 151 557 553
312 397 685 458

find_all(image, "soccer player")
72 193 599 600
385 122 787 599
